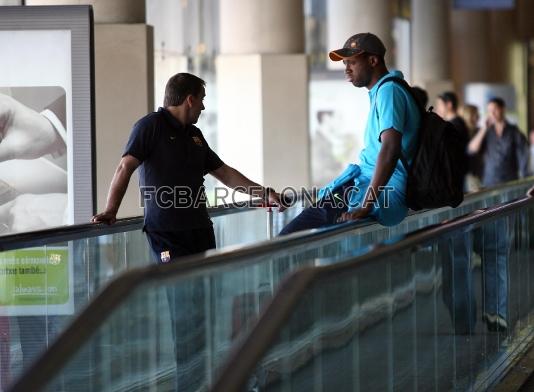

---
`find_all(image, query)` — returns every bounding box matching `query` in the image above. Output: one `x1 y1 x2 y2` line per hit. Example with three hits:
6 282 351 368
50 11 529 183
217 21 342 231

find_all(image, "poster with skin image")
0 30 71 234
0 6 94 316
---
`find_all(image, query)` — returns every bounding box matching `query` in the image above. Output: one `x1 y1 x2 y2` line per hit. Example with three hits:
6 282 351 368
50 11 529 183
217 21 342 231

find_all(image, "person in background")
468 97 529 187
529 129 534 176
460 104 484 192
411 86 428 109
436 91 469 141
458 97 528 334
436 91 470 186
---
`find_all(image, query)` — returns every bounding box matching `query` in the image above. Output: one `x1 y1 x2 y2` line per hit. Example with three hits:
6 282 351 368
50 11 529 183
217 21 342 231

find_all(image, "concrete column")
147 0 188 109
220 0 304 54
517 0 534 39
411 0 450 87
450 9 491 93
26 0 153 217
217 0 310 190
489 10 516 84
326 0 393 69
94 25 154 217
490 9 527 132
25 0 145 23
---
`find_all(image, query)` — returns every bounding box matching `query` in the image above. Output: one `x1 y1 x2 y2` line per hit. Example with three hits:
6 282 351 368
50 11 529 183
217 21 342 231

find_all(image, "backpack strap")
375 76 425 113
374 76 423 173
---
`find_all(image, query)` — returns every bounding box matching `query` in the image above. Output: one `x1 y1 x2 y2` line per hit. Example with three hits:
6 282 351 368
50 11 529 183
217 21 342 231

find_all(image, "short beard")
352 72 372 88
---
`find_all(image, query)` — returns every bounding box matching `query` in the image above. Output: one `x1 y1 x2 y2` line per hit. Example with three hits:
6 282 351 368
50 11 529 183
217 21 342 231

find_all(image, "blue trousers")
441 218 509 334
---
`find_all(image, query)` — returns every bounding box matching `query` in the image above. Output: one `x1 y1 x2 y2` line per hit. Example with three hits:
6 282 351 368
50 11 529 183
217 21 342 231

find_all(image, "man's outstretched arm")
92 154 140 224
210 164 285 210
339 128 401 221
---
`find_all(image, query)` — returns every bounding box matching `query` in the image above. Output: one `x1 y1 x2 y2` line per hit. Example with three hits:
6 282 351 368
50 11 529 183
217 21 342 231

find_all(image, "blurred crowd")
414 88 532 192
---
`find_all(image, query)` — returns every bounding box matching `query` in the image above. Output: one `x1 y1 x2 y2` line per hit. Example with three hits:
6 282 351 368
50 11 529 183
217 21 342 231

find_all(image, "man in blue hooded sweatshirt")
280 32 421 234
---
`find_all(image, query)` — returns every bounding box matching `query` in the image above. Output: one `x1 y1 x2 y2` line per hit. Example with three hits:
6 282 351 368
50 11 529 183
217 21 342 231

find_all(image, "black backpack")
376 77 465 210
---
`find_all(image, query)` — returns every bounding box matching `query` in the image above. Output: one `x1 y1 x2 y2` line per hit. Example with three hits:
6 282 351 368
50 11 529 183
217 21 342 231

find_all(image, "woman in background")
460 104 484 192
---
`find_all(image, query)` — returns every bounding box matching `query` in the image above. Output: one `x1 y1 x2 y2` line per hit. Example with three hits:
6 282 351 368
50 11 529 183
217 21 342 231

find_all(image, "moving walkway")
2 179 533 391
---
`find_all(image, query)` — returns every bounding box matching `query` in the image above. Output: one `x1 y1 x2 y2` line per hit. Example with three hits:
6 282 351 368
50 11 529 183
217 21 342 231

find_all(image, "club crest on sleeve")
160 250 171 263
192 136 203 146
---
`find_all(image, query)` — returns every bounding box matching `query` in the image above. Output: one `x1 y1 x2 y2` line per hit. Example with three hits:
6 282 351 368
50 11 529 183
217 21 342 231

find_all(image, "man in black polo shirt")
92 73 282 391
436 91 470 184
92 72 281 261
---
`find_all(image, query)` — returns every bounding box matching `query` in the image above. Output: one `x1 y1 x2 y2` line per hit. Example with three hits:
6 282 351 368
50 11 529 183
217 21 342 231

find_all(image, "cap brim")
329 48 364 61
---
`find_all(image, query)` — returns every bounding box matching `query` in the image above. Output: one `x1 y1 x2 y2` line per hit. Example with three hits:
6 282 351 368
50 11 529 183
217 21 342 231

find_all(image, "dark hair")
163 73 205 107
438 91 459 111
412 86 428 108
488 96 506 108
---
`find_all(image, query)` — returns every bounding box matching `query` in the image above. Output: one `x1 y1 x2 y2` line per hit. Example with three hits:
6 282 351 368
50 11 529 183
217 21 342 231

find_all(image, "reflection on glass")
0 182 528 390
244 205 533 391
26 189 532 391
0 204 303 386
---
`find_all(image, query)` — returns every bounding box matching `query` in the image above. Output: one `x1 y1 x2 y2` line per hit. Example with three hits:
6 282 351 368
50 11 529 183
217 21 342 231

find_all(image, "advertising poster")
0 30 72 235
0 6 94 317
309 79 369 187
0 245 73 316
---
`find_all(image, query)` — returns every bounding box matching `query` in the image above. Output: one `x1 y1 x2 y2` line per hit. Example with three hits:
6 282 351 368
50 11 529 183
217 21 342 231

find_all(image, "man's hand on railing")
265 188 287 212
91 210 117 225
337 206 372 222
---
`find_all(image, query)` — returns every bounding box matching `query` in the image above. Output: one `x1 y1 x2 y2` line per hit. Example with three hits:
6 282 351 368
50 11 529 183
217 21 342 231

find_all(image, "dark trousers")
145 227 215 392
145 227 216 263
279 204 347 235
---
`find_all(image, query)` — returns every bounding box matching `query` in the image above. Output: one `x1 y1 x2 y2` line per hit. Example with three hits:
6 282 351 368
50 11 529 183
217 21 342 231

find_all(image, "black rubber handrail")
0 178 531 252
0 194 295 251
211 194 534 391
8 184 533 392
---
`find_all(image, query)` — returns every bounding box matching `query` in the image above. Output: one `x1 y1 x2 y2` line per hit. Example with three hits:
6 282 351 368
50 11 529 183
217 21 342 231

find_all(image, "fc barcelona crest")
160 250 171 263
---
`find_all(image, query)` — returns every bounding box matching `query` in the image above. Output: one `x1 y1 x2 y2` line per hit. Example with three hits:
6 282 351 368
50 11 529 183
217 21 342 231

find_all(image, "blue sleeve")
122 118 155 162
376 84 407 141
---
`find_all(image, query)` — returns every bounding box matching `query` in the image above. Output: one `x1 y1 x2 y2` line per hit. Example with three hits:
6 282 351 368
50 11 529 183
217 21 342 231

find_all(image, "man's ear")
185 94 194 107
368 55 379 67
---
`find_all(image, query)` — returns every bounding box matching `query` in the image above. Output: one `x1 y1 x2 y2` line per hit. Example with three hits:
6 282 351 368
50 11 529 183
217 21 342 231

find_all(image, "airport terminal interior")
1 0 534 391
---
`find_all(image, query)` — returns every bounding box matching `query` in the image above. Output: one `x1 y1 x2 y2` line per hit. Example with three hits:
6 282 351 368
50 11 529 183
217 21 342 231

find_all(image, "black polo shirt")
123 107 224 231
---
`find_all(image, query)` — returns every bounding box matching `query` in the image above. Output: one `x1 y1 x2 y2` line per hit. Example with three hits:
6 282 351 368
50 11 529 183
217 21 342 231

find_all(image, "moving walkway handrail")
0 194 292 251
211 193 534 392
6 181 533 391
1 178 531 251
